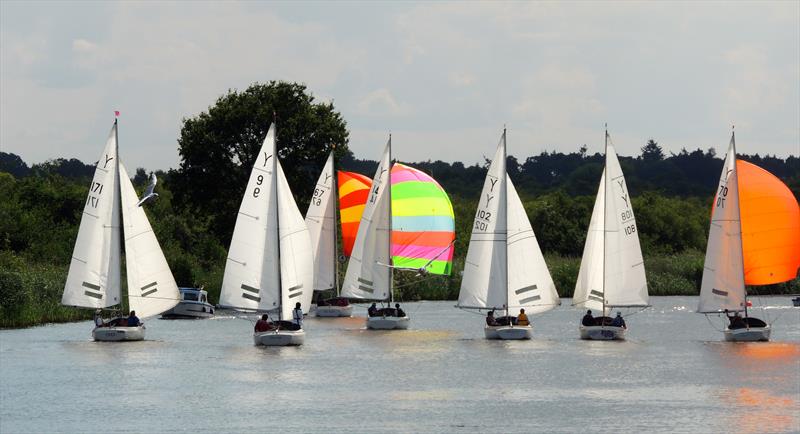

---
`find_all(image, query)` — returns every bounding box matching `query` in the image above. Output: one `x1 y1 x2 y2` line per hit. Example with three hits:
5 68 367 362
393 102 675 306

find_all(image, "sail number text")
311 187 326 206
253 175 263 197
86 182 103 209
716 185 728 208
474 210 492 231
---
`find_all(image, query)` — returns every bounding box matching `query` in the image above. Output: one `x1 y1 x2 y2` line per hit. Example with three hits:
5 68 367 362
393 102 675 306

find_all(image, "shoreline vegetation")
2 82 798 329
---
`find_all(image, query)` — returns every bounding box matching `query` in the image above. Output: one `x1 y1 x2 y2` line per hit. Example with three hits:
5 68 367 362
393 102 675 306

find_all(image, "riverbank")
2 251 797 329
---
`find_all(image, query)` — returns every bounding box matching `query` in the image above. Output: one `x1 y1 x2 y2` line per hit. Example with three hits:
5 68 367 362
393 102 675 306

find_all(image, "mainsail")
305 152 337 292
62 122 122 309
698 135 746 313
119 164 180 318
574 131 648 312
340 139 392 300
220 125 281 312
458 130 559 312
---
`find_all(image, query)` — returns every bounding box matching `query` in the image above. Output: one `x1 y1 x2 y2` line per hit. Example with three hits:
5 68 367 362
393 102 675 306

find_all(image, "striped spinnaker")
338 170 373 257
391 163 455 275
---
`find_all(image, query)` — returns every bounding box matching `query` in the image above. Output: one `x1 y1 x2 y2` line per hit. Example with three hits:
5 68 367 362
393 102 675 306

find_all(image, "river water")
1 296 799 433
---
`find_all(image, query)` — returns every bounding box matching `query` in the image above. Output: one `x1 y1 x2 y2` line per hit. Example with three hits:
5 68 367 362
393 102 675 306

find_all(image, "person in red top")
254 314 273 332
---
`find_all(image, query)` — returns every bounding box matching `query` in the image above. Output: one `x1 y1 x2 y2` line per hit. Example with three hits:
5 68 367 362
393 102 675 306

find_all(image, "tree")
171 81 350 241
641 139 664 162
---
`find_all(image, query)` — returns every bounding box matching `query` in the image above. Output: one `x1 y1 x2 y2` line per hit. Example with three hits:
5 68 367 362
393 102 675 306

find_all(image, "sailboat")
457 129 560 340
219 122 314 346
62 118 180 341
340 137 403 329
572 127 649 340
306 150 353 317
696 130 800 341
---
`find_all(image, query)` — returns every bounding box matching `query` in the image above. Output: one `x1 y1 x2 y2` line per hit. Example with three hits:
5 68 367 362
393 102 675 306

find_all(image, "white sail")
219 125 280 312
573 170 606 312
62 122 122 309
276 161 315 319
603 143 648 308
506 176 560 314
341 140 392 300
119 164 180 318
305 152 336 292
698 136 745 313
458 134 507 309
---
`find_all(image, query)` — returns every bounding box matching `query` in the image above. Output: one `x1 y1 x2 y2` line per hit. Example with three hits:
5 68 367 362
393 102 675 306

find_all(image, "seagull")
136 173 159 206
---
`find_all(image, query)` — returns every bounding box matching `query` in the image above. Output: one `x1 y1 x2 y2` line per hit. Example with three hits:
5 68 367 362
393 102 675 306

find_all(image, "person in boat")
517 309 529 326
395 303 406 317
292 302 303 326
611 312 626 328
581 310 594 326
724 309 746 329
127 311 140 327
93 309 104 327
254 314 274 332
486 310 499 326
368 303 378 317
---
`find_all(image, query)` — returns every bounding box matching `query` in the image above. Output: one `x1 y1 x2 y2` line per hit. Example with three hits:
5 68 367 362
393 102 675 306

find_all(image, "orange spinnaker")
738 160 800 285
338 170 373 257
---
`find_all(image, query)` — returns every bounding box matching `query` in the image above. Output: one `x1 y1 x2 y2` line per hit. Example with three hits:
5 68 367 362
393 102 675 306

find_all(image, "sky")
1 1 798 171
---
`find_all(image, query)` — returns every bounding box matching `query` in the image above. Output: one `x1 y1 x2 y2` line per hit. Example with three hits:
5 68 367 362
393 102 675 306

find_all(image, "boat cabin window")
183 292 199 301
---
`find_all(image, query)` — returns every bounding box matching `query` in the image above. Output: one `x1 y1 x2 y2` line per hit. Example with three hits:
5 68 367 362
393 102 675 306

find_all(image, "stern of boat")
724 326 771 342
485 325 532 340
366 316 410 330
92 325 146 342
254 329 305 346
579 325 626 341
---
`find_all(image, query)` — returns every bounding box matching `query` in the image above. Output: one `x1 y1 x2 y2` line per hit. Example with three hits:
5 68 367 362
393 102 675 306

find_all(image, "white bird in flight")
136 173 159 207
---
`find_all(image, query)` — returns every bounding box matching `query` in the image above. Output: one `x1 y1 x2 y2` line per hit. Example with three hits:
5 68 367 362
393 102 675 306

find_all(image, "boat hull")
366 316 409 330
315 305 353 317
254 329 305 346
161 301 214 319
724 326 770 342
580 325 626 341
485 324 532 340
92 325 145 342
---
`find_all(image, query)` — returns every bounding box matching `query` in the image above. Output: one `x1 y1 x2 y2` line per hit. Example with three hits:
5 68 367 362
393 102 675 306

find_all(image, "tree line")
1 81 797 327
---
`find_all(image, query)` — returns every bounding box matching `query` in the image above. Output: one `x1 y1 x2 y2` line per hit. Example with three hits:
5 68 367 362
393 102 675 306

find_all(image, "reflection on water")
1 297 799 433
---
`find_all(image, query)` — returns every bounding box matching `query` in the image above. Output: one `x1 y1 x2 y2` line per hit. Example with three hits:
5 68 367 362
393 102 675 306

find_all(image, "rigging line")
704 313 726 333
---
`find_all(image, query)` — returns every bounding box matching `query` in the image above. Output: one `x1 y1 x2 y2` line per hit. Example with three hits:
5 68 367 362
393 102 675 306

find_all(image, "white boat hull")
366 316 410 330
92 325 145 342
161 301 214 319
724 326 771 342
254 329 305 346
484 324 532 340
580 325 626 341
315 305 353 317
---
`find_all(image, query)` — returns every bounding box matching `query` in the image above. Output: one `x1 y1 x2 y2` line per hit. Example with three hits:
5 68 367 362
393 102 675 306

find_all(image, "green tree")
640 139 665 162
171 81 350 241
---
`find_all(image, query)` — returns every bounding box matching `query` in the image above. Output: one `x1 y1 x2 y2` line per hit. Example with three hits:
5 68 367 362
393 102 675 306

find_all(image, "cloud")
356 88 409 117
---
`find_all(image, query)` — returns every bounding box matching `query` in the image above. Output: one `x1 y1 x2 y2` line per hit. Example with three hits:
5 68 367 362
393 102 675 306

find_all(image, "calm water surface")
1 296 799 433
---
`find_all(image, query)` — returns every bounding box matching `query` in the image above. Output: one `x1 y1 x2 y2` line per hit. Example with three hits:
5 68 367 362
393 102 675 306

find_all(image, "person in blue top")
292 302 303 327
127 311 141 327
611 312 626 328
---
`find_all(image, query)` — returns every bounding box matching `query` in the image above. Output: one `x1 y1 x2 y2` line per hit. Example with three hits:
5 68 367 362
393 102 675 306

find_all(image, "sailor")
517 308 529 326
292 302 303 326
93 309 104 327
611 312 626 328
395 303 405 317
254 314 273 332
368 303 378 317
127 311 141 327
486 310 499 326
581 310 594 326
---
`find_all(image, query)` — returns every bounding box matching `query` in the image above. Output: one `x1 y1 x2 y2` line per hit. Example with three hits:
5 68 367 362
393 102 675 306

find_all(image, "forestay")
698 136 745 313
305 152 336 292
62 123 122 309
119 164 180 318
276 161 315 318
341 140 392 301
458 134 507 309
506 176 559 314
220 125 281 312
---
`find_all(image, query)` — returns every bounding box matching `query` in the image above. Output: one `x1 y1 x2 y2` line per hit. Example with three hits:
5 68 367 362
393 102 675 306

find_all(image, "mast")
503 127 509 318
115 115 123 314
273 115 283 319
332 146 341 297
602 124 608 318
388 134 394 306
730 126 748 319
